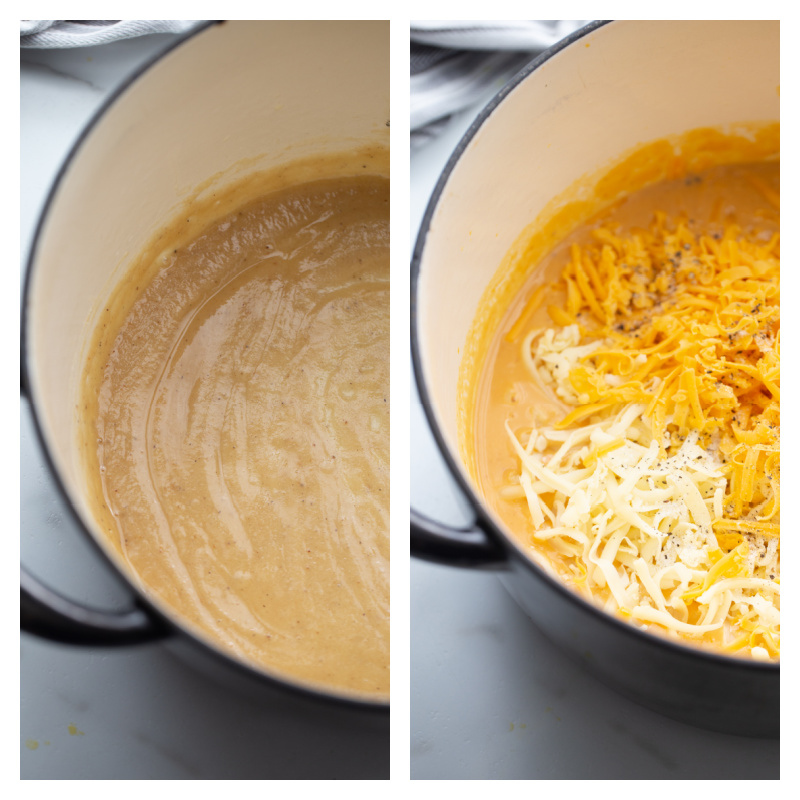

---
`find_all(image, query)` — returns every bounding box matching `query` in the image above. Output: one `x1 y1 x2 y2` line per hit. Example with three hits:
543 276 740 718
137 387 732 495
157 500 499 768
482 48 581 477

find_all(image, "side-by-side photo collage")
20 19 780 781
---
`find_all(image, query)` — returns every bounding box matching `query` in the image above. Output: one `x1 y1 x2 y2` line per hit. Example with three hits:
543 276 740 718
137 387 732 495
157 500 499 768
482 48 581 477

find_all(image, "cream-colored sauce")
80 169 389 699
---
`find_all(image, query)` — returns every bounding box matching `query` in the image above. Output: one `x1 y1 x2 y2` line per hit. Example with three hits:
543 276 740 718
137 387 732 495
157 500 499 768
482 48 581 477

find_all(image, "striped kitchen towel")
21 20 203 48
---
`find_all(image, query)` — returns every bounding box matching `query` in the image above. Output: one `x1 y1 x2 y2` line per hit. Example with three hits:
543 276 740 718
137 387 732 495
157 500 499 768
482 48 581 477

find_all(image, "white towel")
411 20 591 147
21 20 203 48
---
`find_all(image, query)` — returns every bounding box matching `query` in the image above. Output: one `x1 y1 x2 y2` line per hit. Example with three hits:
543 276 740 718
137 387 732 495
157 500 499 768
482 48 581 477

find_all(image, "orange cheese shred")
541 209 780 533
509 168 780 660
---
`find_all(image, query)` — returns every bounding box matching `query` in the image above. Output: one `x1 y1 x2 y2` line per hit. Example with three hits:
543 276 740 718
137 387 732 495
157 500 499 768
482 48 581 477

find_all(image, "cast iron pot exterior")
411 20 778 737
22 20 389 726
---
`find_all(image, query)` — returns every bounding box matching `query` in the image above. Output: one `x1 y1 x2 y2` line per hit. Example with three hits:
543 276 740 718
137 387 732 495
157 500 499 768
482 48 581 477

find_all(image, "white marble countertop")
408 80 780 780
20 30 387 780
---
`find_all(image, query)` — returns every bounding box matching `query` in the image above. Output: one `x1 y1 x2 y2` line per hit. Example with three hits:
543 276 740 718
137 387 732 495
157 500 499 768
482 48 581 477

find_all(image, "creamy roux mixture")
81 171 389 699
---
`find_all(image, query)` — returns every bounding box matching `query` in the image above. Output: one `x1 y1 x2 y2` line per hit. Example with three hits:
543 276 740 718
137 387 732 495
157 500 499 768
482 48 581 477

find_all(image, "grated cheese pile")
505 199 780 659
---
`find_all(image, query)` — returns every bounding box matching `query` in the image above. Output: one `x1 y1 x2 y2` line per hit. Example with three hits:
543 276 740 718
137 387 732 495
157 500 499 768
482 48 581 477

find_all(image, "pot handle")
20 381 170 646
21 566 171 646
411 507 507 568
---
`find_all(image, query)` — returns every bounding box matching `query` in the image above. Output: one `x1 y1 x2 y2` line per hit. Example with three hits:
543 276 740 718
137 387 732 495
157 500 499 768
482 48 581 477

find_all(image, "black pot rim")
410 18 779 677
22 20 389 714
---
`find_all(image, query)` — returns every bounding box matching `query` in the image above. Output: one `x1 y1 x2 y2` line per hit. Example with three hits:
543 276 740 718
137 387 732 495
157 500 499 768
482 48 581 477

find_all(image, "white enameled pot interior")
417 19 779 482
27 20 389 545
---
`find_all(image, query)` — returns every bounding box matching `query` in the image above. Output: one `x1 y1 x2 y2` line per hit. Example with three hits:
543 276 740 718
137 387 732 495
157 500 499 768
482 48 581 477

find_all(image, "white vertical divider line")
389 14 412 783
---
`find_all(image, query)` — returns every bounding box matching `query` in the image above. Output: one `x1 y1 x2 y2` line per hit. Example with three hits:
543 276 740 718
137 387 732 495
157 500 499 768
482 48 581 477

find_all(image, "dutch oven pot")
411 20 779 737
22 20 389 724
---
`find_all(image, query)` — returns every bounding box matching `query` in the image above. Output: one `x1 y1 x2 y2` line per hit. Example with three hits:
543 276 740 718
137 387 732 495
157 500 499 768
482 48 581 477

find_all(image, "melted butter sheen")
86 176 389 698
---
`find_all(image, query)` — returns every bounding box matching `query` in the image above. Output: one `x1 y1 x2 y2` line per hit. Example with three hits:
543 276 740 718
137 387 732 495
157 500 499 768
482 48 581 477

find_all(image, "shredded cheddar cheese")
506 196 780 659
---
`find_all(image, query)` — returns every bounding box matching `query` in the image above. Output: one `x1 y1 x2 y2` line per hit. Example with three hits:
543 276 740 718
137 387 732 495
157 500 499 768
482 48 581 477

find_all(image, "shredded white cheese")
505 328 780 658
